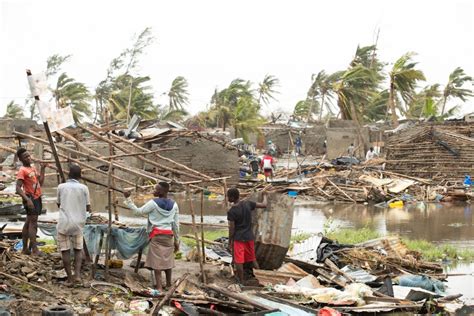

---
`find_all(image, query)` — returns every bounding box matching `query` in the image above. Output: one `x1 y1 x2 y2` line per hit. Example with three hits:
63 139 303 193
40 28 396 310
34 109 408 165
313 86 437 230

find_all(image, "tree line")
3 29 473 136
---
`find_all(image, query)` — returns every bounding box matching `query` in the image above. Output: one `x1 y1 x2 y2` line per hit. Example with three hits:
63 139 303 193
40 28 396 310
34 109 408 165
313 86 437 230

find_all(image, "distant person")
56 165 91 286
347 143 355 157
323 139 327 154
366 147 377 161
227 188 267 283
267 140 277 156
260 152 275 182
124 182 180 292
295 132 303 156
15 148 47 256
249 157 260 178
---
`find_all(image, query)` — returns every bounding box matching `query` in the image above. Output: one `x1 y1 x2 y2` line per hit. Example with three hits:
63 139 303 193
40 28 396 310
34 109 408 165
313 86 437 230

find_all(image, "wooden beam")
79 125 206 181
13 131 169 183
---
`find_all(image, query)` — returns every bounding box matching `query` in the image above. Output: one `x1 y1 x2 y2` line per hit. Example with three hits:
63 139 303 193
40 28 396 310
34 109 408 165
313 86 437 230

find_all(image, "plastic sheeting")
39 224 148 259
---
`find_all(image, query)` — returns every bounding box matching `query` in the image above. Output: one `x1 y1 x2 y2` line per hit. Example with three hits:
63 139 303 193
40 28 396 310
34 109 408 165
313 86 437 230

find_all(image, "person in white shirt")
366 147 377 161
56 165 91 286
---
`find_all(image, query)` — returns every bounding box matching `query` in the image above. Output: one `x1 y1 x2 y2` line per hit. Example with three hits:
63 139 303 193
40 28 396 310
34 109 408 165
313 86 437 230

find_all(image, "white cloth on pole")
27 72 48 97
36 99 55 122
48 106 75 132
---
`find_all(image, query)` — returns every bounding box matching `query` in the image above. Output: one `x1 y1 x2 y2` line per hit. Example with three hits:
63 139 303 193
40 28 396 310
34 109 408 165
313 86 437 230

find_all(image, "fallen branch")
0 271 53 294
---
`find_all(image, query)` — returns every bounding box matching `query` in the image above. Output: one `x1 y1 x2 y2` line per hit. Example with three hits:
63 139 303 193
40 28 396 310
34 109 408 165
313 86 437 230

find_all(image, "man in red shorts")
227 188 267 283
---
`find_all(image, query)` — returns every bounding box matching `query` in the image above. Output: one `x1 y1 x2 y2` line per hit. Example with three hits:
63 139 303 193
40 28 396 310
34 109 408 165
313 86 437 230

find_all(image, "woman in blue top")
124 182 180 291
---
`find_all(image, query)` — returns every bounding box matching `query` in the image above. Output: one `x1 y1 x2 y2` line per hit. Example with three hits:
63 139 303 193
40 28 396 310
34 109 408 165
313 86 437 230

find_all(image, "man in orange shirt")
16 148 47 255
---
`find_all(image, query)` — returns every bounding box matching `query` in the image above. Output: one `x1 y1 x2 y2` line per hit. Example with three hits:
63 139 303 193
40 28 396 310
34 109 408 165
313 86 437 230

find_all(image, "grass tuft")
326 227 381 245
181 230 228 247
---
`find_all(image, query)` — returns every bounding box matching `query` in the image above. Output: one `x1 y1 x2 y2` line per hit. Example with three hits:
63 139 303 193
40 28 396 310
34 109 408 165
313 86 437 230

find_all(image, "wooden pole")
223 179 229 210
152 273 190 315
26 69 65 183
78 125 205 181
104 161 113 281
43 148 138 188
186 184 206 283
13 131 168 182
104 107 119 221
103 128 213 180
200 190 205 262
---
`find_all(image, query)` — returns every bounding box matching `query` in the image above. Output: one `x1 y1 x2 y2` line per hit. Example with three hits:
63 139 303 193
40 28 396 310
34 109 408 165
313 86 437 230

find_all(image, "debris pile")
385 123 474 181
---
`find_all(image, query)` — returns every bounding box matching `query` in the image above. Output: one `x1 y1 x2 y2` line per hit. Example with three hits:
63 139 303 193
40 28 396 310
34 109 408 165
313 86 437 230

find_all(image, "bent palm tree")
109 75 158 120
257 74 279 108
232 96 265 142
168 76 190 112
53 73 92 123
3 101 24 119
388 52 425 126
441 67 473 115
307 70 338 121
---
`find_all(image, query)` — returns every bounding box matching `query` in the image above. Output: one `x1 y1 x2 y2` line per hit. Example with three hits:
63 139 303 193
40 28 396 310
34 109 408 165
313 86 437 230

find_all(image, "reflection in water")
38 188 474 246
292 202 473 247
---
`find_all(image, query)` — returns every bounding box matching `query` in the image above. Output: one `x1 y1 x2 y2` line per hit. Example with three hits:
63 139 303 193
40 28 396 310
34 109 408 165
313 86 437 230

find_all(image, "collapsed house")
260 120 389 159
385 122 474 182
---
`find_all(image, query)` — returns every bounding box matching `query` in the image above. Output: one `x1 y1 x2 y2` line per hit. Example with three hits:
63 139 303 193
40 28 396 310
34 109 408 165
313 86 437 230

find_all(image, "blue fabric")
39 223 148 259
398 275 446 295
153 198 175 211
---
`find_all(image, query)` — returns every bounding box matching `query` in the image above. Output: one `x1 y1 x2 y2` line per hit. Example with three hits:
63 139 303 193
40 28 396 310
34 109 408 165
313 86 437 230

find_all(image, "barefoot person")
227 188 267 283
15 148 46 255
56 165 91 286
124 182 180 292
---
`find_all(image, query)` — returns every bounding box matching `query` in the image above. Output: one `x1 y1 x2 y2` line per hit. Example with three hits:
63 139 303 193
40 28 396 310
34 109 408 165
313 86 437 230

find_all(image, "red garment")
260 155 274 169
149 227 173 239
16 166 41 199
233 240 256 264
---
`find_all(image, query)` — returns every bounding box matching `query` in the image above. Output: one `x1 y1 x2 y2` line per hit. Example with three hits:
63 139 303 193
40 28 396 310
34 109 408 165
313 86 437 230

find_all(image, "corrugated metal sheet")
288 235 322 262
254 269 307 286
340 266 377 283
278 263 309 276
252 193 294 270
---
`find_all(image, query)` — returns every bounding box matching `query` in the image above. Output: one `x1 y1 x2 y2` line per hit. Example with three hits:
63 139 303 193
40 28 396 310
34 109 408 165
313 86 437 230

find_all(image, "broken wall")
262 125 327 155
326 126 369 159
156 136 240 185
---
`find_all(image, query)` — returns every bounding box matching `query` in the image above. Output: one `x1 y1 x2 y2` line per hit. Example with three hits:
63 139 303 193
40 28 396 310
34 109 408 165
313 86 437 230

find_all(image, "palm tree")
441 67 473 115
333 66 376 120
109 75 158 120
53 73 92 123
168 76 190 112
388 52 426 126
406 84 441 118
3 101 24 119
257 74 279 108
232 96 265 142
364 90 389 122
307 70 338 121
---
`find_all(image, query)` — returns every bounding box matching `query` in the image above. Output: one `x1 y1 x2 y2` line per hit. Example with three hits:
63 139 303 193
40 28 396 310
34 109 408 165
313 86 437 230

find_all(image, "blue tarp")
39 224 148 259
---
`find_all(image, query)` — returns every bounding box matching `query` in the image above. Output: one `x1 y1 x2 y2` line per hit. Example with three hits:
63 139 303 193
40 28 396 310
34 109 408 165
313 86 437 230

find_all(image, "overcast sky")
1 0 473 118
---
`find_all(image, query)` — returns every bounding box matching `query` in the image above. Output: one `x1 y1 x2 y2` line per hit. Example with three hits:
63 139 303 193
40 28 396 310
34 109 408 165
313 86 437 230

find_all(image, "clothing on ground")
233 240 256 264
39 224 148 259
57 179 90 235
125 197 180 240
227 200 257 241
16 165 41 199
146 234 175 270
57 232 83 251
